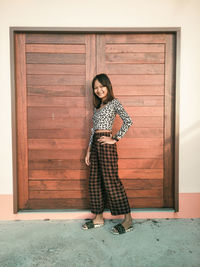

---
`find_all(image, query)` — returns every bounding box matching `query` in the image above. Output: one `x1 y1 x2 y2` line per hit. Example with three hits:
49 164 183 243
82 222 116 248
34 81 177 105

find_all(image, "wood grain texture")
126 107 163 116
106 53 164 64
85 34 96 150
114 85 164 96
163 34 176 207
29 188 162 199
28 179 162 191
29 190 87 199
26 53 85 64
29 159 86 170
27 118 85 129
110 74 164 85
27 85 86 97
118 158 163 169
128 198 163 208
28 139 87 150
28 107 86 120
26 198 163 209
25 33 90 209
119 96 164 106
28 138 163 150
28 169 162 180
126 189 163 198
105 33 167 43
105 43 165 53
15 34 29 209
125 127 163 138
28 129 86 139
26 34 85 44
106 63 164 75
29 149 87 160
26 44 86 53
26 199 89 209
27 64 85 75
27 96 85 107
29 170 88 180
27 74 85 86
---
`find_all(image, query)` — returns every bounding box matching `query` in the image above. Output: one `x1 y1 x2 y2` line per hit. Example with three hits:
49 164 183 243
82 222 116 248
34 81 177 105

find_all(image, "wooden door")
14 32 175 210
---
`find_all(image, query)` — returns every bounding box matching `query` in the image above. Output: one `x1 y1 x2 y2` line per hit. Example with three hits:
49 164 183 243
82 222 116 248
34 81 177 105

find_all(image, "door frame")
10 27 181 213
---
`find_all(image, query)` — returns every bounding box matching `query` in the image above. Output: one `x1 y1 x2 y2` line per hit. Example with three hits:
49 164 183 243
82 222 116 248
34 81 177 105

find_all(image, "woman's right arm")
85 108 95 166
85 147 91 166
88 127 94 148
85 127 94 166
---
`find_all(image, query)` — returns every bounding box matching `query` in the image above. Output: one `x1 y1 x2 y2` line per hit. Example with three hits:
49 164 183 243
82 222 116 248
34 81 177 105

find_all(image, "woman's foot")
92 218 104 225
82 214 104 230
93 214 104 225
121 219 133 230
111 222 134 234
111 213 133 234
82 220 104 230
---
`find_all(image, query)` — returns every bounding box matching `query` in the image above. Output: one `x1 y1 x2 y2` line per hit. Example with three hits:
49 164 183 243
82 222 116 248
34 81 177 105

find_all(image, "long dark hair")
92 73 115 108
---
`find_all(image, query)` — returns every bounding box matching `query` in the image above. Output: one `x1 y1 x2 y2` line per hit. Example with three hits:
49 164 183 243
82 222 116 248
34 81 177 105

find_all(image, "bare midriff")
94 129 112 133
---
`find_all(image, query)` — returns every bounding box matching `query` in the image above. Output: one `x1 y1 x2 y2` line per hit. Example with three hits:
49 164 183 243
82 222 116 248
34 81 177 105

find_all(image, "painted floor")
0 218 199 267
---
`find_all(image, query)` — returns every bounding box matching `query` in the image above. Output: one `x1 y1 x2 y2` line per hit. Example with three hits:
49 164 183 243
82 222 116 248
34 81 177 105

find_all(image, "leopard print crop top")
89 98 133 146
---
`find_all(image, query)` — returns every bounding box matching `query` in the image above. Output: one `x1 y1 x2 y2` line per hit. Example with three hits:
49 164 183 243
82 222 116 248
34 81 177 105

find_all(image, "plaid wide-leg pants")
89 131 131 216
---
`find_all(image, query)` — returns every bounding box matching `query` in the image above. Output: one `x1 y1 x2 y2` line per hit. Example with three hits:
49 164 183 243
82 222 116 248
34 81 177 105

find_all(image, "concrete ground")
0 218 199 267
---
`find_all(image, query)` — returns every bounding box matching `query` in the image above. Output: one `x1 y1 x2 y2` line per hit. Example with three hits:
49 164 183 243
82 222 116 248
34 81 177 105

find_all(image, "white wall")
0 0 200 194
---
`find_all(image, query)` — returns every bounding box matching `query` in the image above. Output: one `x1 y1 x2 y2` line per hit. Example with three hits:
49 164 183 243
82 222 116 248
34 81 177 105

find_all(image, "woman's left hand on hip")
98 134 116 145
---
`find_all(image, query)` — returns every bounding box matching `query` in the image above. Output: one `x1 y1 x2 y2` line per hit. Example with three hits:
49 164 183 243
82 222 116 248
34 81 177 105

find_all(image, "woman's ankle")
94 213 104 220
124 213 132 222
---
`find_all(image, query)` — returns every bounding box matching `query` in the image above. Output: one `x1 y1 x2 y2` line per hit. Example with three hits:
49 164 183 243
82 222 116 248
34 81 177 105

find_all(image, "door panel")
15 32 175 210
96 33 175 208
16 33 96 209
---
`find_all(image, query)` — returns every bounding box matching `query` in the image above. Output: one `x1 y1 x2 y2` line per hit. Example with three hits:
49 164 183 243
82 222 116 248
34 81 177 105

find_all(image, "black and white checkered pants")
89 131 131 215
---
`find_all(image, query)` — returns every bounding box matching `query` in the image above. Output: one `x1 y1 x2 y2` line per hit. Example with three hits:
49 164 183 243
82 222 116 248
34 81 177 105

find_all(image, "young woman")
82 73 133 234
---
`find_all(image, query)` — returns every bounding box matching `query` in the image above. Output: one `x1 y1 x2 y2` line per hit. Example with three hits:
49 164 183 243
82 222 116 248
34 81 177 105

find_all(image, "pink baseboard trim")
0 193 200 221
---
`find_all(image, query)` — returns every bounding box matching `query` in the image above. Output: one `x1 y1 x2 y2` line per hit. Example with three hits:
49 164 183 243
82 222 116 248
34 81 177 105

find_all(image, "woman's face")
94 79 108 101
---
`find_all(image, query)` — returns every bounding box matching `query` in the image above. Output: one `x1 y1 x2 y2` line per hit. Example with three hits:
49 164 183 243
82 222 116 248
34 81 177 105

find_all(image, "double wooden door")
14 32 175 210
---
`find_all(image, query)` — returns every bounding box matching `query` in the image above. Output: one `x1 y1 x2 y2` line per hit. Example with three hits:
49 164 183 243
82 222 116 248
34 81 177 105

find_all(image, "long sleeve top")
89 98 133 147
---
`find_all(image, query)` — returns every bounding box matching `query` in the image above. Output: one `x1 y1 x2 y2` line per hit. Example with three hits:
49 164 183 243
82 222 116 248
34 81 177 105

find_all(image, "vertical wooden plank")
10 29 18 213
163 33 176 207
85 34 96 202
96 34 106 73
85 34 96 142
15 33 29 209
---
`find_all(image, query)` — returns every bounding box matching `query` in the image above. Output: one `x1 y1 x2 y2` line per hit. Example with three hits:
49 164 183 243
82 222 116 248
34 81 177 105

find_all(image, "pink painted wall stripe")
0 193 199 220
